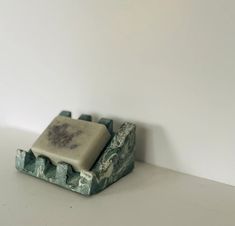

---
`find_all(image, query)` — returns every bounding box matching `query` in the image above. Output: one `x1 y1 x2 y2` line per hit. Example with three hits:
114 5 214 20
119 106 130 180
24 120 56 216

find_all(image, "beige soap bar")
31 116 111 171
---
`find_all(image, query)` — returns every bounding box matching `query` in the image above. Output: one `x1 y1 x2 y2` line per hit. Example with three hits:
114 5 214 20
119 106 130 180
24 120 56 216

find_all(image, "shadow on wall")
134 122 180 169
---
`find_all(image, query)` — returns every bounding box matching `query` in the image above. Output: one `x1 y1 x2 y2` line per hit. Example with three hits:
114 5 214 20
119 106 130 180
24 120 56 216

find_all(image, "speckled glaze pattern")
15 113 136 196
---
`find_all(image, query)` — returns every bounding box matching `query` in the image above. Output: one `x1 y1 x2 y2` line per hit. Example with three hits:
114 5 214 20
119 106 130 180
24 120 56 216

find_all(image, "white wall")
0 0 235 186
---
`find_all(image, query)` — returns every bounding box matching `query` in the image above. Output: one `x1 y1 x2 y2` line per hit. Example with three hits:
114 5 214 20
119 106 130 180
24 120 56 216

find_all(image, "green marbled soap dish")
15 111 136 196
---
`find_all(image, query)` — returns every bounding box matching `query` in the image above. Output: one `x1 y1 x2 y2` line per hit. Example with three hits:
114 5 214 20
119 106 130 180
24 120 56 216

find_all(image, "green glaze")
15 114 136 196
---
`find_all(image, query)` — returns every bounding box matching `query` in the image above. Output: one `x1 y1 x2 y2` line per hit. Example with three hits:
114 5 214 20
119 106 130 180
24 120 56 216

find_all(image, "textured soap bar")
31 115 111 171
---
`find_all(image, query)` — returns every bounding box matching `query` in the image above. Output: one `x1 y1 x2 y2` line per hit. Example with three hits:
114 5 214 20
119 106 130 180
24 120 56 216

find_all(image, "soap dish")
15 111 136 196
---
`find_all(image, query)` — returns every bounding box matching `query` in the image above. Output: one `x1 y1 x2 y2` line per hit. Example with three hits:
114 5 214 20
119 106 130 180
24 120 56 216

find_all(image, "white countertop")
0 127 235 226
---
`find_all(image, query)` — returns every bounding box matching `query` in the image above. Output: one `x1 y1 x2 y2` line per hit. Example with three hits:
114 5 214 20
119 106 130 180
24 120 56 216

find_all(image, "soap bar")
31 115 111 171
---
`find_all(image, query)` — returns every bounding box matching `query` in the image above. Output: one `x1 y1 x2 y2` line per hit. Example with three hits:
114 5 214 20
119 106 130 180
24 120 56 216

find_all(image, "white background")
0 0 234 186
